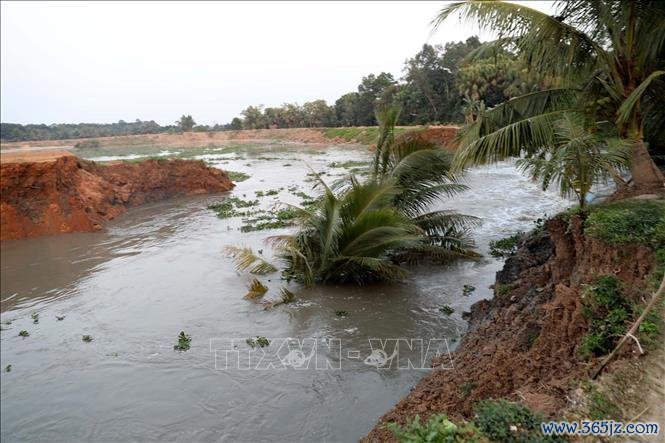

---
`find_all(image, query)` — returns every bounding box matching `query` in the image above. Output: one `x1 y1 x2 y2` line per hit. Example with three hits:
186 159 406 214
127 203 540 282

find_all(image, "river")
0 142 572 442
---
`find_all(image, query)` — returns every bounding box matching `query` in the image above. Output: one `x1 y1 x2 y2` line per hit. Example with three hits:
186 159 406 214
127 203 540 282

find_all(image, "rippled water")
0 143 573 442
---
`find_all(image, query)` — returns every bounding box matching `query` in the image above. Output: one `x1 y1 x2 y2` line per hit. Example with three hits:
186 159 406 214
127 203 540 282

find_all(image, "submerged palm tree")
434 0 665 190
230 107 479 285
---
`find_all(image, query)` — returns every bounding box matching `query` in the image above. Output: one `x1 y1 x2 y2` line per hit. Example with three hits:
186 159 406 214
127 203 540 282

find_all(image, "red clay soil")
364 215 657 441
0 156 234 240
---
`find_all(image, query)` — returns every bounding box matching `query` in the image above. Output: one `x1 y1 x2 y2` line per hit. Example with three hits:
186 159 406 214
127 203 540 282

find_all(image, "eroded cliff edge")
1 155 234 240
365 200 664 441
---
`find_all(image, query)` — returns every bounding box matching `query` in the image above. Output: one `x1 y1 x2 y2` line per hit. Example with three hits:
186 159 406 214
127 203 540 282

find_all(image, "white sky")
1 1 554 125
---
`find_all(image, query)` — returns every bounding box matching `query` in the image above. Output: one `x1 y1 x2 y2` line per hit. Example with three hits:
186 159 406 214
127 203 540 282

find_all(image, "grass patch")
388 414 484 443
581 382 621 420
585 200 665 248
474 399 563 442
226 171 251 182
579 275 633 358
322 126 414 145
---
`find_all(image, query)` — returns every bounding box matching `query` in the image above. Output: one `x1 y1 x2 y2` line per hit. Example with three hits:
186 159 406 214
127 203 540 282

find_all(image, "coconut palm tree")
434 0 665 190
273 176 424 285
516 113 630 207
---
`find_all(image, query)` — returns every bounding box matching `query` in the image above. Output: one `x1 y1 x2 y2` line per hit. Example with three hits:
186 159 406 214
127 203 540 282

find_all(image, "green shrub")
388 414 485 443
489 232 525 258
474 399 562 442
579 275 633 357
585 200 665 248
173 331 191 351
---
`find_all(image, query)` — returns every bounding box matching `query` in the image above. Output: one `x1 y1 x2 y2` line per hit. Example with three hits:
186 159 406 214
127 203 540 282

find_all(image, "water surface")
1 143 572 442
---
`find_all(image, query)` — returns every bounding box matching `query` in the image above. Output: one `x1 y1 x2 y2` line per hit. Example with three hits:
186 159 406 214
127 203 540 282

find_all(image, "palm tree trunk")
630 139 664 190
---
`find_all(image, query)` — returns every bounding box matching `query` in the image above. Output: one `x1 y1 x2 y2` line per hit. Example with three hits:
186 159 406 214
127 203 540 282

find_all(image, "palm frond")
617 70 665 128
244 278 268 299
224 246 278 275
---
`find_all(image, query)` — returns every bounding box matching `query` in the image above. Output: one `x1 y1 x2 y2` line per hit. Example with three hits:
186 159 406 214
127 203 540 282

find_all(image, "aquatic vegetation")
439 305 455 315
462 285 475 296
5 365 11 373
173 331 191 351
246 336 270 348
208 197 259 218
82 335 93 343
335 310 349 317
31 313 39 324
56 315 66 321
225 246 278 274
388 414 484 443
244 278 268 299
226 171 250 182
489 232 525 259
18 330 29 338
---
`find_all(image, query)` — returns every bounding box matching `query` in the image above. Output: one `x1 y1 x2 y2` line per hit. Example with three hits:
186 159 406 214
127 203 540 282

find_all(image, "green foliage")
82 335 93 343
226 171 250 182
31 313 39 324
489 232 525 259
18 330 29 338
579 275 633 357
439 305 455 315
584 200 665 248
173 331 191 351
246 336 270 348
4 365 11 373
388 414 485 443
335 310 349 317
436 0 665 187
462 284 476 296
177 115 196 132
516 114 629 207
474 399 562 442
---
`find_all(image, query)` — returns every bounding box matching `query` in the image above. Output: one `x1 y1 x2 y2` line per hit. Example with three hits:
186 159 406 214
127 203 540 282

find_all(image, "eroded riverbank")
1 142 573 441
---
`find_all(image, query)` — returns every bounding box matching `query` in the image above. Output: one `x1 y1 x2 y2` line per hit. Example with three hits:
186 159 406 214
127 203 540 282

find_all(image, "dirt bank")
0 156 234 240
365 212 659 441
0 126 460 153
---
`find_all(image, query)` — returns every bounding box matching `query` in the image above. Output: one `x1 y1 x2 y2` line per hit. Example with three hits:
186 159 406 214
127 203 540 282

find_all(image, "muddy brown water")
1 144 573 442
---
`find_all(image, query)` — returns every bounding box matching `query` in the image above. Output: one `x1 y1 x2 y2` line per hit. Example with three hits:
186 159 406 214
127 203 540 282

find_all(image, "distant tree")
177 115 196 132
229 117 243 130
356 73 397 125
335 93 360 126
240 105 266 129
302 100 336 127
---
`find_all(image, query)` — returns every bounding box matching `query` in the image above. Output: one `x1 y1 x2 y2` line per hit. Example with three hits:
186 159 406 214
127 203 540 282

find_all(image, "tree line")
1 36 544 142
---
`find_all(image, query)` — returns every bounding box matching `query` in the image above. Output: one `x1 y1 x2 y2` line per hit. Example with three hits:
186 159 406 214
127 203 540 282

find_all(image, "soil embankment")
365 212 659 441
0 126 460 151
1 156 234 240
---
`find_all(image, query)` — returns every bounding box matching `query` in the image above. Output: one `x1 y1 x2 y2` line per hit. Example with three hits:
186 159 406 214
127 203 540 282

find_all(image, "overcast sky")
1 1 554 126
